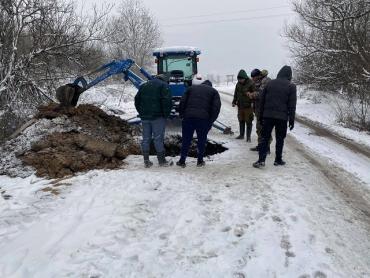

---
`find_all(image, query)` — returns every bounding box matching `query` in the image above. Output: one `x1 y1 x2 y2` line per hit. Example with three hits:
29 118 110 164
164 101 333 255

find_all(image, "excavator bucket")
223 127 233 135
212 120 234 135
56 84 84 107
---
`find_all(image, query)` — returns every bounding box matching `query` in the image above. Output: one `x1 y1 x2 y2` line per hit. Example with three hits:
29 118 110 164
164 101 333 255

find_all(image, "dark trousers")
256 115 272 145
259 117 287 161
180 118 211 162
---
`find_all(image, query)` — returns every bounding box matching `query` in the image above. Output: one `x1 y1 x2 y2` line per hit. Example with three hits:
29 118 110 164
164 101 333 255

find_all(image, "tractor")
56 46 232 134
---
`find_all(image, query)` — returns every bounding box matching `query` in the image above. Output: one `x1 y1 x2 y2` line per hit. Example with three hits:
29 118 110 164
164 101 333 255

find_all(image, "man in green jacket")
232 69 256 142
134 75 172 167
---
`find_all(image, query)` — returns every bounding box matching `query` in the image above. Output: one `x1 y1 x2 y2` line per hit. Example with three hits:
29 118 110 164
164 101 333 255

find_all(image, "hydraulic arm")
56 59 152 107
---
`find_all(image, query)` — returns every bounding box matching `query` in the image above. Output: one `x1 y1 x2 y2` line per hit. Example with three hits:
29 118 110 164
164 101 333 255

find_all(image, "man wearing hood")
177 80 221 167
253 65 297 168
232 69 256 142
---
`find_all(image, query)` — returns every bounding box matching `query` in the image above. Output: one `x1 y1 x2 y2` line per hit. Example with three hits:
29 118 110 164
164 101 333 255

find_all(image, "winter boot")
143 152 153 168
253 160 265 168
176 158 186 168
274 158 286 166
235 121 245 139
246 123 252 142
250 145 259 151
197 160 206 167
157 152 173 167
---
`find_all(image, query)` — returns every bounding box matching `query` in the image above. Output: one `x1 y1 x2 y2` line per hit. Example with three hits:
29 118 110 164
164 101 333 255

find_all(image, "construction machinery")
56 46 232 134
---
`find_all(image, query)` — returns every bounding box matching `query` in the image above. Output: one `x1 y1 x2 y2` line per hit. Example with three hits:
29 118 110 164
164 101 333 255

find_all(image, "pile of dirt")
22 131 139 178
35 103 135 146
0 103 140 179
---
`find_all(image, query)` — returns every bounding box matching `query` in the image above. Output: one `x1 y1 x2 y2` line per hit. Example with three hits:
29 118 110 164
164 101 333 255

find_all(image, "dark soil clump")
19 103 141 178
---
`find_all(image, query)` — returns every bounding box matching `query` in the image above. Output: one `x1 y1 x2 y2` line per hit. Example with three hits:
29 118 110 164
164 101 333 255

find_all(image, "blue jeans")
141 118 166 153
180 118 211 162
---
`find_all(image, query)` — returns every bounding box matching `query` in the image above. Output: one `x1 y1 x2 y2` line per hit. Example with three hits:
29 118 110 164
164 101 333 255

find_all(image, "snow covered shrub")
333 83 370 130
345 83 370 130
285 0 370 130
0 0 111 140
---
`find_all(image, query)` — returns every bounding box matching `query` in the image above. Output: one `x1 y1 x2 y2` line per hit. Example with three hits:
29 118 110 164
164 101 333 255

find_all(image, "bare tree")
107 0 162 68
285 0 370 129
0 0 112 141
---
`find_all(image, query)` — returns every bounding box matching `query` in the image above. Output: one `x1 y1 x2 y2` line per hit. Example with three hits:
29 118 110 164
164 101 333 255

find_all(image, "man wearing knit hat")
249 69 272 151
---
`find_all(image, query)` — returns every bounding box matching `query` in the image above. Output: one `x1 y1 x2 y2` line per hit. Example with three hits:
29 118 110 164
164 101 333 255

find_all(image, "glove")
289 120 294 131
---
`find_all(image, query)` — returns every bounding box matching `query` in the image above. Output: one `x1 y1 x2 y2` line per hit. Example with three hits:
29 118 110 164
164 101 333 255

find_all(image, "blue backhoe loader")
56 46 232 134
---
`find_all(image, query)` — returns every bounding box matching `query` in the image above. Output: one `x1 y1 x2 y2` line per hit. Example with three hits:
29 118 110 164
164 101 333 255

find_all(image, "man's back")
179 80 221 123
134 79 171 120
260 66 297 121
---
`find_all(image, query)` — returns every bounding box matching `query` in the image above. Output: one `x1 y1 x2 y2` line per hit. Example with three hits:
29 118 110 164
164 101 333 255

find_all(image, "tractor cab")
153 46 201 97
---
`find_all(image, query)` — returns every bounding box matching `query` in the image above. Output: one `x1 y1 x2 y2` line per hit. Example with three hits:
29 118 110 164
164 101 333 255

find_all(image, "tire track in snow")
287 136 370 223
295 115 370 159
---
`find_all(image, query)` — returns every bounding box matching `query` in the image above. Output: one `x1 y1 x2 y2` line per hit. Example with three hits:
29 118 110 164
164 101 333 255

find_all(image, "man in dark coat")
253 65 297 168
177 80 221 167
232 69 256 142
134 75 172 168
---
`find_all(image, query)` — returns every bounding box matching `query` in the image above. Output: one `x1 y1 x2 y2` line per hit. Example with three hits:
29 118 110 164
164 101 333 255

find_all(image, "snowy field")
0 84 370 277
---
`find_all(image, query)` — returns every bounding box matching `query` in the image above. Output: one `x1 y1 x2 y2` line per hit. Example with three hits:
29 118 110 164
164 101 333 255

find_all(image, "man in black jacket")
177 80 221 167
253 65 297 168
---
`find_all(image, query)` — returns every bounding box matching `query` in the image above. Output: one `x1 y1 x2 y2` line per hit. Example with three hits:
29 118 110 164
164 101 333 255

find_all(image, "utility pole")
226 75 234 85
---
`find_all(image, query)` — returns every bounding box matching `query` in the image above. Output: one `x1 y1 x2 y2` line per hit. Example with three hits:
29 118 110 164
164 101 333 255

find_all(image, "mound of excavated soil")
35 103 135 146
0 103 140 179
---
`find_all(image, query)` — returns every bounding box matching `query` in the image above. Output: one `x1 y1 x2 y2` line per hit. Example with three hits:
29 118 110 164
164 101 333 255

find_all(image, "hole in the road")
150 135 228 157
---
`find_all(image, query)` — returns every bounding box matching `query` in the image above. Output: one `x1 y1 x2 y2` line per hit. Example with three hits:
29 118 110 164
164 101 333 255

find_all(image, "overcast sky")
82 0 295 79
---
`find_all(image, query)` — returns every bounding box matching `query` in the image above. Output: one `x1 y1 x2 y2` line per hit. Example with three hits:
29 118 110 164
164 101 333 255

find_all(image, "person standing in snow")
134 74 173 168
232 69 256 142
253 65 297 168
176 80 221 167
249 69 272 152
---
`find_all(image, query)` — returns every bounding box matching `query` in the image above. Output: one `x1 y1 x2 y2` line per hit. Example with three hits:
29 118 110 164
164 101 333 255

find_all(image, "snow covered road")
0 89 370 277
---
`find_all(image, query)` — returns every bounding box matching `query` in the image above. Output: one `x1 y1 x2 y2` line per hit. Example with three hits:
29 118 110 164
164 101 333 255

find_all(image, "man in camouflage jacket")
250 69 272 151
